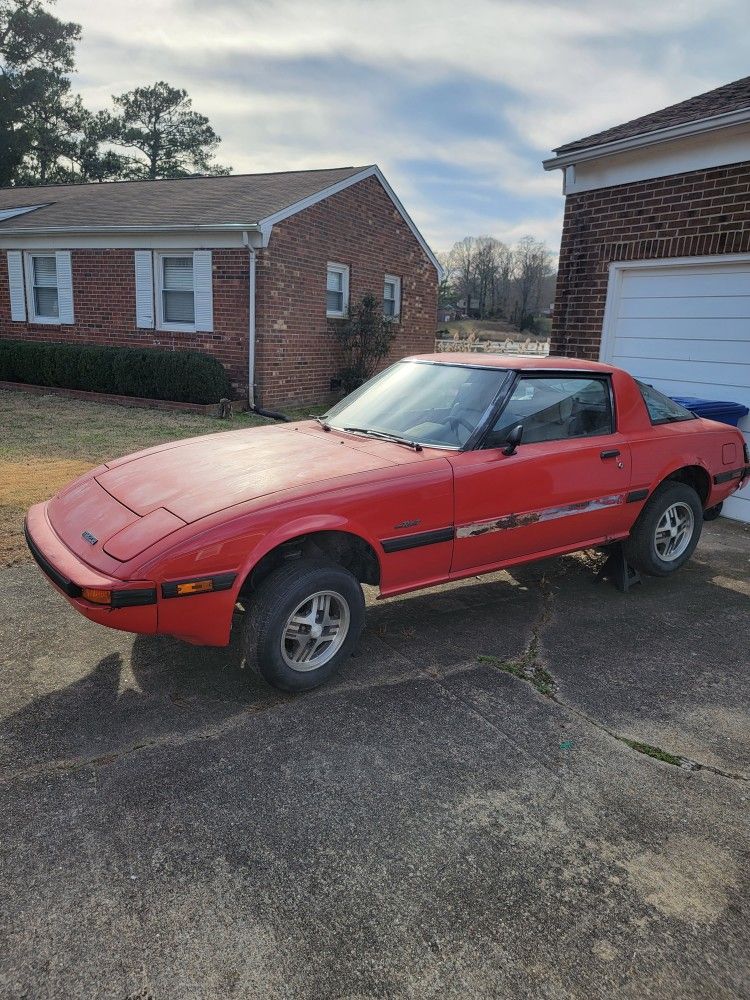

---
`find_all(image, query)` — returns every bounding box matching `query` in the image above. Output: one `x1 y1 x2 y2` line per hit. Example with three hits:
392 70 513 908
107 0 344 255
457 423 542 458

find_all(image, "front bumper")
24 502 158 635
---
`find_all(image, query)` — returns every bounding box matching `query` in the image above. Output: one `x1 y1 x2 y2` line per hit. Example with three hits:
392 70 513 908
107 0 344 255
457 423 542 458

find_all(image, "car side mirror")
502 423 523 456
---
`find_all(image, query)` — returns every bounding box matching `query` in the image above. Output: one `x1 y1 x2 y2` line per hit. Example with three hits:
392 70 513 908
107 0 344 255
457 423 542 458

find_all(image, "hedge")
0 340 232 405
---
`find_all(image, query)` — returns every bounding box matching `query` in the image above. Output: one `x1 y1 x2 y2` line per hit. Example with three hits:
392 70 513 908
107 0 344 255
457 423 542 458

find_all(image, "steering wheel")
448 415 475 444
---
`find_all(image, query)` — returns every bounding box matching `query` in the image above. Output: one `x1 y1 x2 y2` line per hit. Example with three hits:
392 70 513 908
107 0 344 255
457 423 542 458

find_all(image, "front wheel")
243 558 365 691
623 482 703 577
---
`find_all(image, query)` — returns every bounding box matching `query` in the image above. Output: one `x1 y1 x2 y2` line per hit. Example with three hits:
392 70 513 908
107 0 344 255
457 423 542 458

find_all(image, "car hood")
94 423 399 522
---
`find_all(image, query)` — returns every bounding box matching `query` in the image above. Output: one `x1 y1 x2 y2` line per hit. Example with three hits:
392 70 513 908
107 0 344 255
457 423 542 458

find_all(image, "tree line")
439 235 556 333
0 0 230 187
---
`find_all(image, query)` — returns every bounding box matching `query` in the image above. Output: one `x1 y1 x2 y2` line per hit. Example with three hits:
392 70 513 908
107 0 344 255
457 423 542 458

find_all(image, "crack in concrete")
372 626 562 778
0 697 288 786
478 571 750 784
4 561 746 787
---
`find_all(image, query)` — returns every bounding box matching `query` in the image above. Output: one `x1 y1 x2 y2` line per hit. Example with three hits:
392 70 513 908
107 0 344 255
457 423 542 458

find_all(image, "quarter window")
30 255 59 320
326 263 349 318
383 275 401 319
637 381 695 424
160 255 195 327
485 376 613 448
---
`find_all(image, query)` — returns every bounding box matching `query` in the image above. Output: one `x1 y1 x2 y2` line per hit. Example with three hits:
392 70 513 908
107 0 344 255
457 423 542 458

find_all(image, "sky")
56 0 750 257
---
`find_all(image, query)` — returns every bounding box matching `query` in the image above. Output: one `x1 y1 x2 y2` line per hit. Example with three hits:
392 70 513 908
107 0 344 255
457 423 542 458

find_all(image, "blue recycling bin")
670 396 749 427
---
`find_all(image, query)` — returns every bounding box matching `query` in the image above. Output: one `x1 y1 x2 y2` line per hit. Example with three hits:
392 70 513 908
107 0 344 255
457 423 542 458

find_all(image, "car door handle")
600 449 621 460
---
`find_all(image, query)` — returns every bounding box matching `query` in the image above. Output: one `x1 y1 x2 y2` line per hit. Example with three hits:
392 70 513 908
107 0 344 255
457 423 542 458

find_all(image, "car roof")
407 353 615 373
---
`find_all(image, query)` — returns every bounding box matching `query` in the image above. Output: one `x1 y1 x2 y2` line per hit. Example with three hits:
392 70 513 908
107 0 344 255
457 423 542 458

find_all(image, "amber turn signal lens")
81 587 112 605
176 579 213 596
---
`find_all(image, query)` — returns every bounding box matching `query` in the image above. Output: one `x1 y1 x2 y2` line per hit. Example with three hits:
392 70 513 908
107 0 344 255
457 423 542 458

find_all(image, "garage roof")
554 75 750 155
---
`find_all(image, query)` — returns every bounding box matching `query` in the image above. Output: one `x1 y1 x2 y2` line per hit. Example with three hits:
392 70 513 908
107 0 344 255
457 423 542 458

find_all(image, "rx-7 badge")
81 531 98 545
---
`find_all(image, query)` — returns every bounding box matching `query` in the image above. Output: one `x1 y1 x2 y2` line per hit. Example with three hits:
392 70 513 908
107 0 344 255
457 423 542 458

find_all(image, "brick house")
0 165 440 407
544 76 750 523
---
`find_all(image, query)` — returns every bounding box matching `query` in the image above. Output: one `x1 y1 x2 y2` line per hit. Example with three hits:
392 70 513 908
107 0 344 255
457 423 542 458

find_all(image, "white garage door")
601 257 750 523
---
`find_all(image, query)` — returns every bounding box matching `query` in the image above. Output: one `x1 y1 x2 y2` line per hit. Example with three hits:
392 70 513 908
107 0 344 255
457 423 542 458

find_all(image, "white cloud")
56 0 749 252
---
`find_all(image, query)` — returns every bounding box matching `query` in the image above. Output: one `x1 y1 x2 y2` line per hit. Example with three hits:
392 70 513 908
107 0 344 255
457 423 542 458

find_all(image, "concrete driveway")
1 521 749 1000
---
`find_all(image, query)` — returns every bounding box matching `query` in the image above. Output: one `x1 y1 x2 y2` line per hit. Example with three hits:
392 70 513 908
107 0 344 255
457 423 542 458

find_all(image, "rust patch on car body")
456 493 626 539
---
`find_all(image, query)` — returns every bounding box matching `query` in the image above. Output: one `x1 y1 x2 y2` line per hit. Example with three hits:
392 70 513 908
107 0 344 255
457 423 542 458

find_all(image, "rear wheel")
243 558 365 691
624 482 703 577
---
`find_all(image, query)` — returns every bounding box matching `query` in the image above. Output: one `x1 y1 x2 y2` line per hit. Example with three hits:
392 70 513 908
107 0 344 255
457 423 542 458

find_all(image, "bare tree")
493 241 514 318
447 237 477 316
436 250 457 308
473 236 515 318
473 236 497 318
439 234 556 329
511 236 552 331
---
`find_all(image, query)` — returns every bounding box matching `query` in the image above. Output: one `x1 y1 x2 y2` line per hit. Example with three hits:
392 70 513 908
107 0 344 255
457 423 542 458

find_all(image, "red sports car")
25 355 749 691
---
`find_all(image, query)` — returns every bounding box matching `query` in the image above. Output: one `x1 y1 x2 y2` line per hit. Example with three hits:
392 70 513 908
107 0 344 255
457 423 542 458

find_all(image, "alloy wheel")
280 590 351 671
654 501 694 561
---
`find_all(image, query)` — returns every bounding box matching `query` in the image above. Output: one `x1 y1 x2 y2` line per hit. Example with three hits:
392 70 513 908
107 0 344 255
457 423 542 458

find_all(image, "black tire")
623 481 703 577
243 558 365 692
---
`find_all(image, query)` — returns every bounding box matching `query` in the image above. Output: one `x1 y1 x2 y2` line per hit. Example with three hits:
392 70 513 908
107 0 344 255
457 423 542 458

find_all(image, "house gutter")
543 106 750 171
0 222 263 236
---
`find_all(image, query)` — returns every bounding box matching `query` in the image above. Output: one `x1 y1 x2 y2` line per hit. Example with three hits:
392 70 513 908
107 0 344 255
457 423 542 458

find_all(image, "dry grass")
0 390 323 566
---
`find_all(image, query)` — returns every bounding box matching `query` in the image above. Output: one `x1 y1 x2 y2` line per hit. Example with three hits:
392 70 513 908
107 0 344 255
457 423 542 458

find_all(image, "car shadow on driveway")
1 569 543 774
0 629 288 774
3 528 748 777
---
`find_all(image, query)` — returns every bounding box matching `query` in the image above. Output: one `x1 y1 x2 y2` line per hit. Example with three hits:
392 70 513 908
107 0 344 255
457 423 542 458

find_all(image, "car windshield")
324 361 509 448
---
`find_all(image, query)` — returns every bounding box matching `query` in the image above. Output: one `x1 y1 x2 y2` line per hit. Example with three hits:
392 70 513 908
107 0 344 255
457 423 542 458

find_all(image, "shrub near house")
0 340 231 404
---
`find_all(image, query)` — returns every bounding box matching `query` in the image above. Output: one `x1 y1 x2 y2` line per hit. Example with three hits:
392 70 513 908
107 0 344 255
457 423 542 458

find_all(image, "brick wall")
551 160 750 358
254 175 438 407
0 248 250 389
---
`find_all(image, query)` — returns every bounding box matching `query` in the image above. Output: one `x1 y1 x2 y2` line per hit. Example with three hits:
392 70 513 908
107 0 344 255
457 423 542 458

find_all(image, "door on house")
601 258 750 523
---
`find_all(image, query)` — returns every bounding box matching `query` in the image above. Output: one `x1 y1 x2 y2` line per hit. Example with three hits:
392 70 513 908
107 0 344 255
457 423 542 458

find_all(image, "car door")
449 373 633 574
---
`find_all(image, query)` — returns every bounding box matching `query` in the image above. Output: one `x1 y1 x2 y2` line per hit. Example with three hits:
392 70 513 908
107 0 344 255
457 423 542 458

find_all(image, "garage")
600 256 750 523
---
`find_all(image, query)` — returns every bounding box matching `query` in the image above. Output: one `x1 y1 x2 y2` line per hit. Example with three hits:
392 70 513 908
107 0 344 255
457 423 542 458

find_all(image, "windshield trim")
325 421 463 452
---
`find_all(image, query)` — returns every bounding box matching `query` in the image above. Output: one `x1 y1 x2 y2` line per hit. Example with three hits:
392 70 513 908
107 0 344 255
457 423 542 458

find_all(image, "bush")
0 340 232 404
333 292 397 393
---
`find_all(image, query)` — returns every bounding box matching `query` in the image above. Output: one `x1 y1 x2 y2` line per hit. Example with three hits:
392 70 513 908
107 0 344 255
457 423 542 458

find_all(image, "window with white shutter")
150 251 213 332
162 256 194 324
27 254 60 322
155 253 197 331
326 262 349 318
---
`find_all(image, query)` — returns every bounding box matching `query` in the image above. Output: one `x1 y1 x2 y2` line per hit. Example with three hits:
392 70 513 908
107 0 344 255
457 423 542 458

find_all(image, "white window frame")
326 262 349 319
155 252 196 333
24 252 60 324
383 274 401 320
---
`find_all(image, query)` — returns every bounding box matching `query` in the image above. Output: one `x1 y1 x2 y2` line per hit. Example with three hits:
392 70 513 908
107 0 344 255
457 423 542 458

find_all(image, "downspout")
242 230 290 422
242 231 257 408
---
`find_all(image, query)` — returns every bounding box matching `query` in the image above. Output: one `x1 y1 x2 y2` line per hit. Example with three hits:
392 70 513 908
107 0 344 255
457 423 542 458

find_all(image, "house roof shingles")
0 165 369 232
554 75 750 155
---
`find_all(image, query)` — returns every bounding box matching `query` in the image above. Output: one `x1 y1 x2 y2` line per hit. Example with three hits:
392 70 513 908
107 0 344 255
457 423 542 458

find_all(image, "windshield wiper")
341 426 423 452
313 415 331 431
